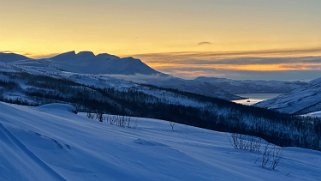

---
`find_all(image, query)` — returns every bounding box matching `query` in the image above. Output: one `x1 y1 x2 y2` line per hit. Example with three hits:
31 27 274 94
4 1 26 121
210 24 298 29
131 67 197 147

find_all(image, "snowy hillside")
1 102 321 181
0 64 321 151
257 77 321 114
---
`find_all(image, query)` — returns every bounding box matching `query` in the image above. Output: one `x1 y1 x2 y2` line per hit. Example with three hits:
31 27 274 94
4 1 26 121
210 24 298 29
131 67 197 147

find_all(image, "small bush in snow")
169 121 176 131
86 112 95 119
106 115 135 128
95 111 104 123
231 133 262 152
231 133 282 170
261 144 282 170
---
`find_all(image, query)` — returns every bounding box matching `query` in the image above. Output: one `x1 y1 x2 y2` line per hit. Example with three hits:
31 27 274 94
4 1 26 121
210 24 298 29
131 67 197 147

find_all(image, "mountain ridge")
0 51 308 100
0 51 240 100
2 51 161 75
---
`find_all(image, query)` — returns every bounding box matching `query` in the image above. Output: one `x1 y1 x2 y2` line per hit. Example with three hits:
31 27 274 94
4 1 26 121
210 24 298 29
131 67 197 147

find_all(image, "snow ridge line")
0 123 67 181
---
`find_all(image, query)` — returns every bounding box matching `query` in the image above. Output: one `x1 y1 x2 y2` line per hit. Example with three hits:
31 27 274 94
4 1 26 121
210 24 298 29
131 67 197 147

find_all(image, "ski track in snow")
0 123 66 181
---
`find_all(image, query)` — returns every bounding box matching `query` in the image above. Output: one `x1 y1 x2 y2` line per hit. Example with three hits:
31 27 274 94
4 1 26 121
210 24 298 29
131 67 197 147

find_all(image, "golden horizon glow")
150 62 321 72
1 0 321 80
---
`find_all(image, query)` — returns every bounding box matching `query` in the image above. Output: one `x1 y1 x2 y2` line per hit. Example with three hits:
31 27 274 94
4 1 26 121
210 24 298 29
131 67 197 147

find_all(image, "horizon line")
2 46 321 59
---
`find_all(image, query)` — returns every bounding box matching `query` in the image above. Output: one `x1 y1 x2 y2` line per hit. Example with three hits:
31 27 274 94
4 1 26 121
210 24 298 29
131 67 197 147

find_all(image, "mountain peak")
77 51 95 58
62 51 76 55
51 51 76 59
51 51 97 60
0 52 30 62
45 51 160 75
96 53 119 60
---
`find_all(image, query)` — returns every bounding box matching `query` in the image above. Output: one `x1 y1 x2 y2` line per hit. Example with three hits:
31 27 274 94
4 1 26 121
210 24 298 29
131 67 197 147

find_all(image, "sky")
1 0 321 80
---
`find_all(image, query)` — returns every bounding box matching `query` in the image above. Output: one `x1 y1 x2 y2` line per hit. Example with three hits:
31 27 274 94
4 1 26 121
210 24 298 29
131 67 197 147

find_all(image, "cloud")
159 67 321 81
133 48 321 80
135 47 321 62
197 42 212 46
0 50 16 53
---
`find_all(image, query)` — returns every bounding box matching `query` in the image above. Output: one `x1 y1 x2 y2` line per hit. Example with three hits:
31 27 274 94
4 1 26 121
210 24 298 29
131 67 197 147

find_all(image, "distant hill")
0 52 30 63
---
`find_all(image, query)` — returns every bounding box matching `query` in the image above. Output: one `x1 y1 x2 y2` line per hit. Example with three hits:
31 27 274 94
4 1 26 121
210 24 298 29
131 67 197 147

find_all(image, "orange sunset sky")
1 0 321 80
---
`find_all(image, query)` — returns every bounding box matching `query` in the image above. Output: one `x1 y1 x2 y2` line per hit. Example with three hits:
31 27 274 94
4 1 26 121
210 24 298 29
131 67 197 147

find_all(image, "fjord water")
233 93 280 105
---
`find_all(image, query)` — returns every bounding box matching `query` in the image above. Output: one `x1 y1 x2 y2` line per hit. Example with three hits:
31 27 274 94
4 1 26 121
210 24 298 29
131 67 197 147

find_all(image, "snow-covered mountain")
49 51 160 75
3 51 160 75
195 77 306 94
256 77 321 114
1 102 321 181
0 52 242 100
2 51 306 100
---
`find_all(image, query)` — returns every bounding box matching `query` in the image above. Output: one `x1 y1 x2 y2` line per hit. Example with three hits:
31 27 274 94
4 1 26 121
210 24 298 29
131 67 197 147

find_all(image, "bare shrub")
73 104 81 114
231 133 262 152
169 122 175 131
261 144 282 170
95 111 104 123
231 133 282 170
86 112 95 119
261 144 271 168
106 115 134 128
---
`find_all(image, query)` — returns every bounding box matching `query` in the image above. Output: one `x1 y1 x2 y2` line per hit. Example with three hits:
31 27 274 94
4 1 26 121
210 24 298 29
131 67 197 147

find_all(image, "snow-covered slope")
1 102 321 181
256 77 321 114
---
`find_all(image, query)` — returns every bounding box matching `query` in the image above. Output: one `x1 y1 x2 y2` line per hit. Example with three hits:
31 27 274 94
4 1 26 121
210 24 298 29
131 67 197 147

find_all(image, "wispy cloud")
135 47 321 61
0 50 16 54
133 48 321 80
197 42 212 46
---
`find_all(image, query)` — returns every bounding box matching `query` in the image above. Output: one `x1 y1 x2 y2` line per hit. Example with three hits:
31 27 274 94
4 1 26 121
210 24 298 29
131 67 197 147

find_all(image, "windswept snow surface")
1 102 321 181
